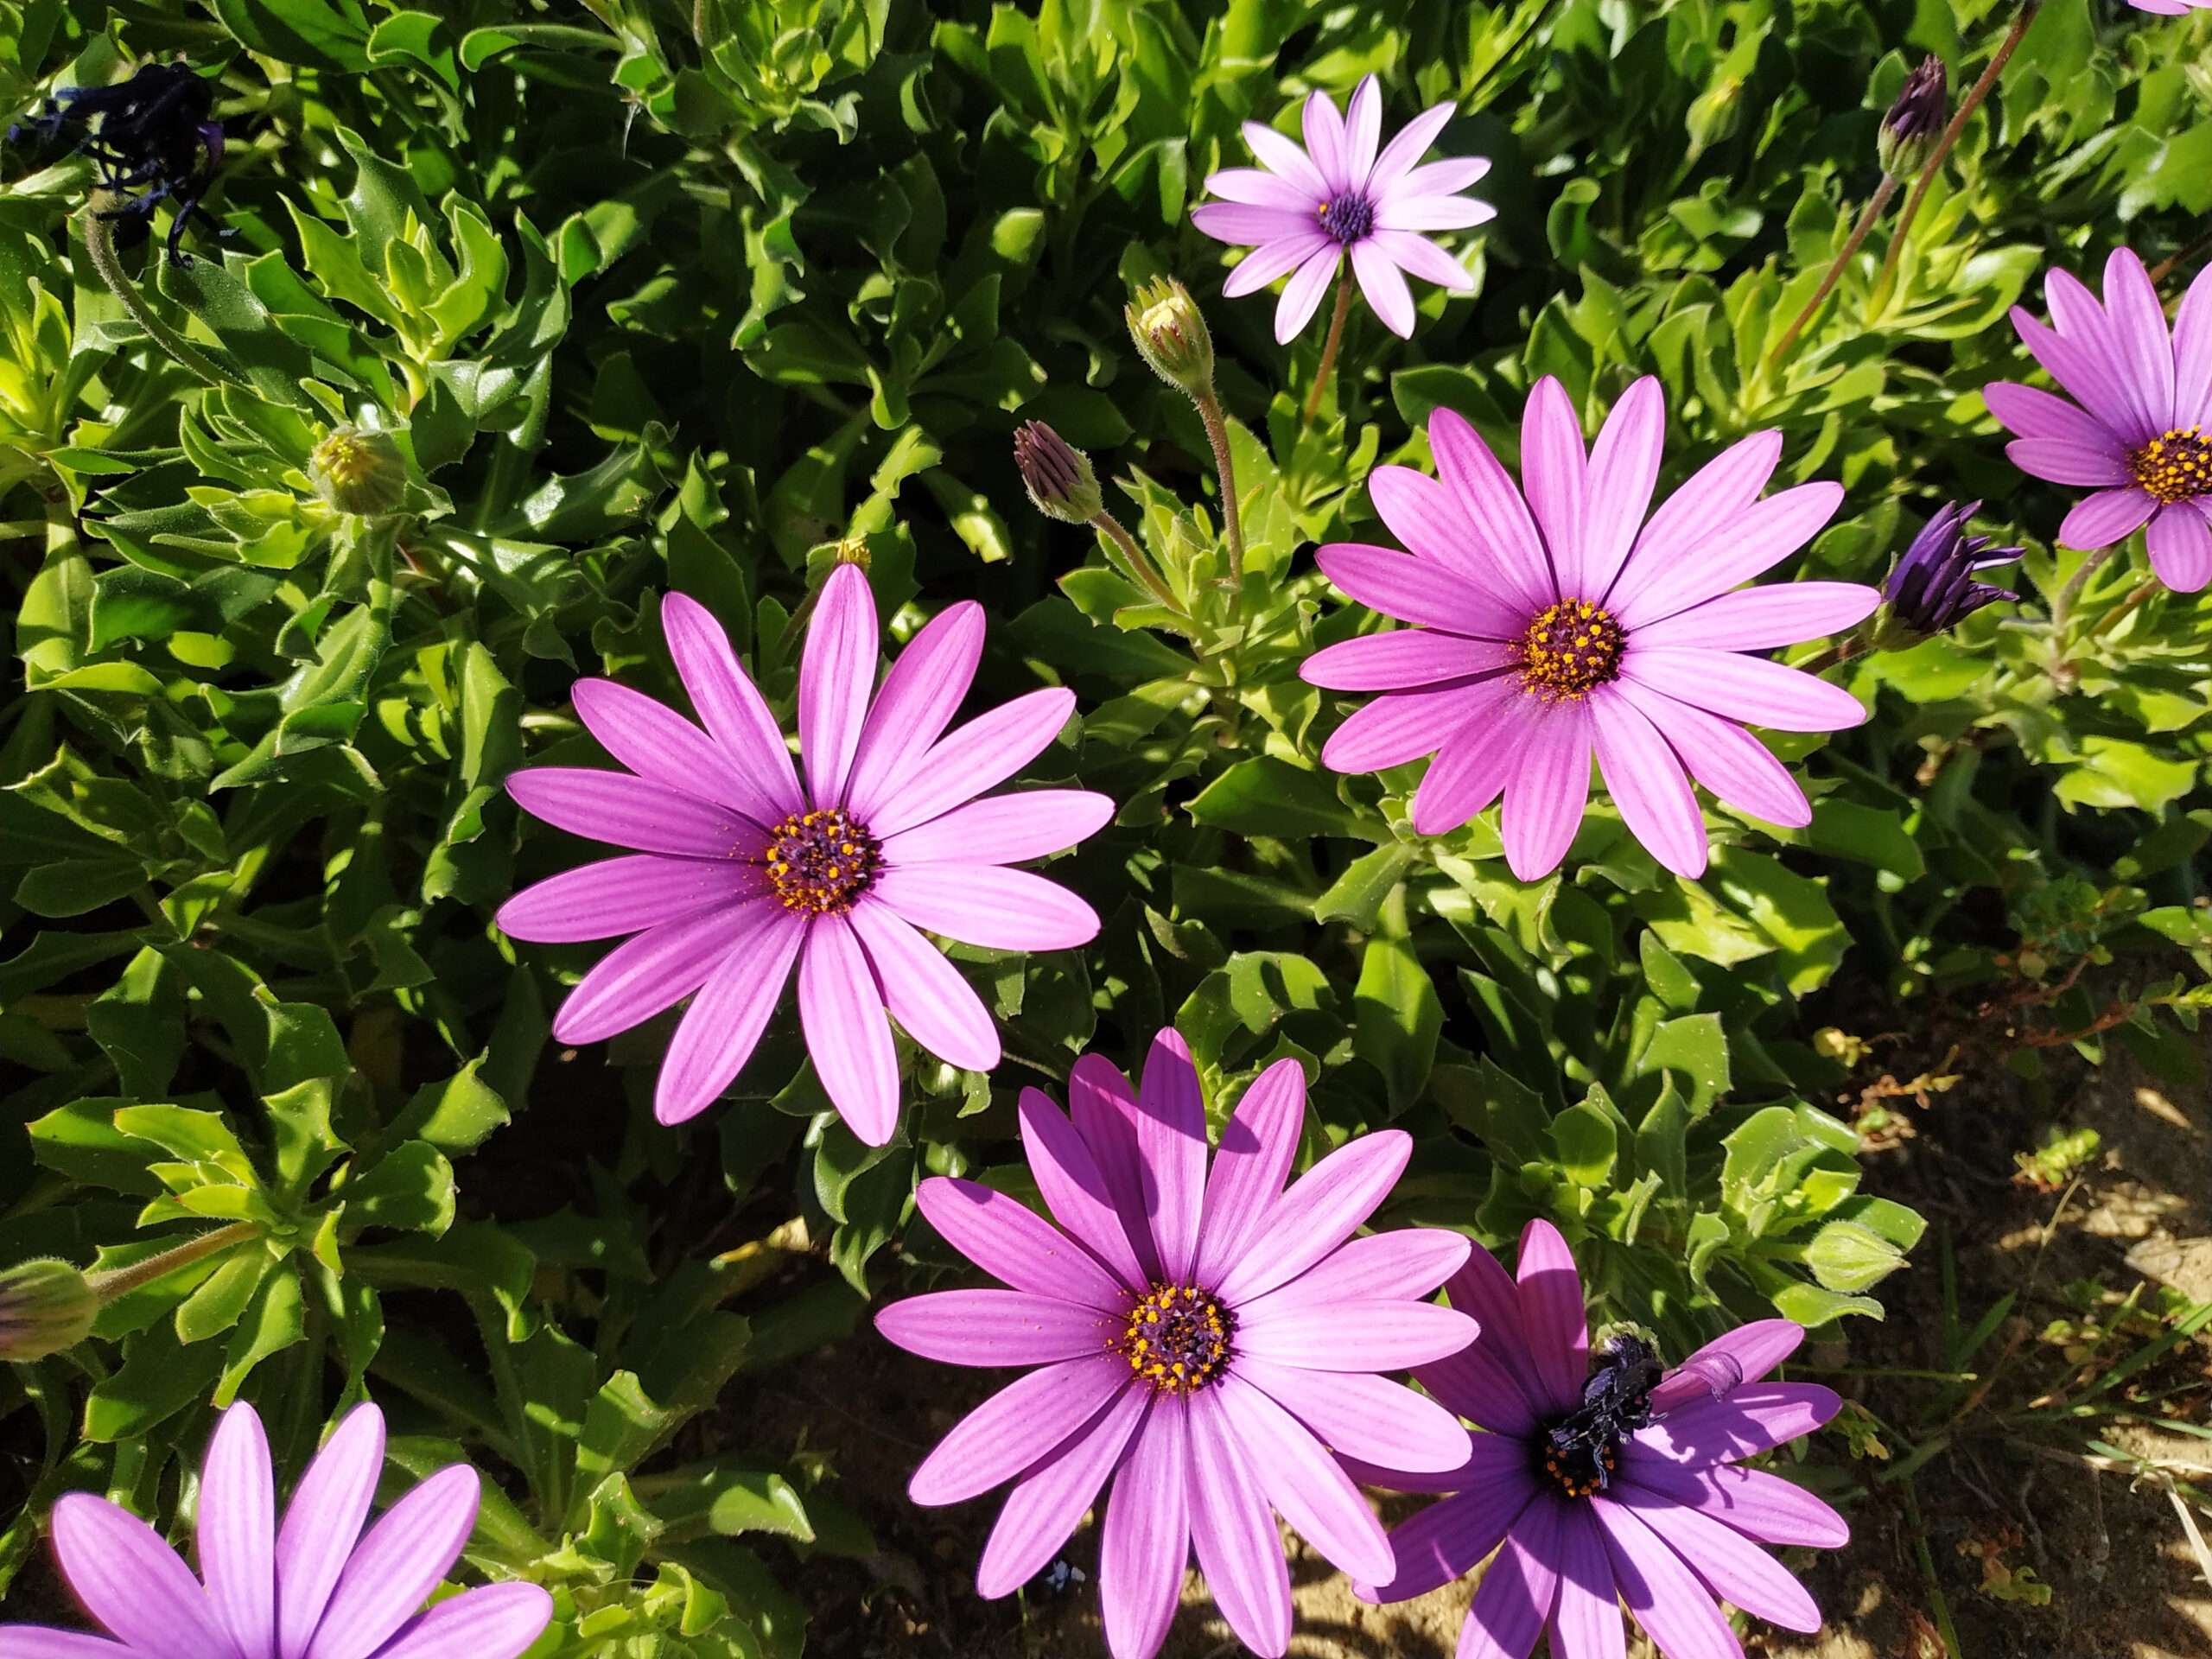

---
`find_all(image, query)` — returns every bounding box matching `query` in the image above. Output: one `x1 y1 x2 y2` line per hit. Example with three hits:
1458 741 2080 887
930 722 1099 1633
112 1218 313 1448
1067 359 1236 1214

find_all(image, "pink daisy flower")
1 1401 552 1659
1300 376 1878 880
2129 0 2209 15
875 1032 1478 1659
1352 1220 1847 1659
1985 248 2212 592
1191 74 1491 341
498 566 1114 1146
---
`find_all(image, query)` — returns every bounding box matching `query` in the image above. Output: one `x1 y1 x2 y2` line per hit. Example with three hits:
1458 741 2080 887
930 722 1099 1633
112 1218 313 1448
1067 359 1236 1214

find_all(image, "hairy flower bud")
1874 499 2020 647
1878 56 1947 182
1124 276 1216 400
309 425 406 517
1014 421 1102 524
0 1258 99 1362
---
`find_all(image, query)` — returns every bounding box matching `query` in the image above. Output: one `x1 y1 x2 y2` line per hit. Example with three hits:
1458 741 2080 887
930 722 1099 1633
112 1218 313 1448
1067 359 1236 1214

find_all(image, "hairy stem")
80 200 242 391
2048 543 2115 639
85 1222 258 1302
1192 391 1246 580
1091 509 1180 612
1768 175 1897 371
1871 1 2043 316
1302 264 1357 426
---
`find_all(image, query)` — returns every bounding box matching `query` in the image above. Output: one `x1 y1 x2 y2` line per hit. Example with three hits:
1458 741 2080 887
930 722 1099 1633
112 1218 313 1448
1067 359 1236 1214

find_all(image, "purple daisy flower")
0 1402 551 1659
874 1032 1479 1659
1351 1220 1847 1659
1986 249 2212 592
1191 73 1492 341
2129 0 2209 15
498 566 1114 1146
1300 376 1878 881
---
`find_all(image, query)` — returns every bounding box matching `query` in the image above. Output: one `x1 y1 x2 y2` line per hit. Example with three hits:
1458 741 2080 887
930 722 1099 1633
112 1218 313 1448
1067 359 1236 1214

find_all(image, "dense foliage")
3 0 2210 1654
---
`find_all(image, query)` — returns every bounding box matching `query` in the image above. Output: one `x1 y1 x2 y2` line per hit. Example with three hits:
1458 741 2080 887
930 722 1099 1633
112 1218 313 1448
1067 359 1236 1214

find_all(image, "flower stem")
1870 1 2043 318
2045 542 2117 690
1091 509 1180 612
80 199 243 391
2147 226 2212 289
1192 391 1246 580
84 1222 257 1302
1302 264 1357 427
1796 634 1869 678
1768 175 1897 372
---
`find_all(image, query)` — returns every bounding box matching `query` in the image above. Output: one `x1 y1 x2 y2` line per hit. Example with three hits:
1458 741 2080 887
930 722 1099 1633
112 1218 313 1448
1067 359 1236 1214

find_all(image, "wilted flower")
1302 376 1877 880
1014 419 1103 524
1192 74 1491 341
1124 275 1216 399
9 62 223 264
310 426 407 517
499 568 1112 1144
1986 249 2212 592
877 1033 1478 1659
0 1258 97 1361
1875 499 2021 644
0 1401 552 1659
1353 1220 1847 1659
1877 55 1948 181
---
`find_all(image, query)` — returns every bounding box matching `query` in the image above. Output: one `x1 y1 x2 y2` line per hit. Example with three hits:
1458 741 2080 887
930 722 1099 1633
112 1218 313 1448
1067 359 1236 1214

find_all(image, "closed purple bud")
1878 56 1947 181
1013 420 1102 524
1877 499 2020 645
0 1259 99 1361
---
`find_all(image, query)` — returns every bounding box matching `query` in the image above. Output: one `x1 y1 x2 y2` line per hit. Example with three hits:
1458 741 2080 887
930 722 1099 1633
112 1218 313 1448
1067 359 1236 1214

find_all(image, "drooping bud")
1878 56 1948 182
309 425 407 517
1873 499 2020 647
0 1259 99 1362
1124 276 1216 401
1014 421 1102 524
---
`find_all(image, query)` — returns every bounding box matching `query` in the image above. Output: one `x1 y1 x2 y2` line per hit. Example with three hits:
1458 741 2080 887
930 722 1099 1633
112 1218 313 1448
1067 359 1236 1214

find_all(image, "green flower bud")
1878 56 1947 182
1014 421 1103 524
309 425 407 517
1124 276 1216 401
0 1258 98 1362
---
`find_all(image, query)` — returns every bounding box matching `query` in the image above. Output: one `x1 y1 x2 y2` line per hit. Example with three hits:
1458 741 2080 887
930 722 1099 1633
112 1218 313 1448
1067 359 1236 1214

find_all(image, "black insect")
1541 1331 1666 1497
8 62 224 264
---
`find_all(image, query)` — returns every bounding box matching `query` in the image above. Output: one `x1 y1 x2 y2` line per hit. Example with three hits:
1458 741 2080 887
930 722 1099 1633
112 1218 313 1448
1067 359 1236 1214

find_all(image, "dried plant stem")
1768 175 1897 370
81 199 241 391
1302 264 1356 426
1192 391 1246 579
1871 1 2043 315
85 1222 257 1302
1091 509 1179 611
2147 224 2212 288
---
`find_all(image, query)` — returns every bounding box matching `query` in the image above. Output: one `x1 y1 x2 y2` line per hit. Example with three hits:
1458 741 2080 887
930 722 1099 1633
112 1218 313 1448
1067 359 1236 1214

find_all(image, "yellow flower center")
1517 598 1625 699
760 807 879 915
2130 426 2212 505
1115 1283 1232 1395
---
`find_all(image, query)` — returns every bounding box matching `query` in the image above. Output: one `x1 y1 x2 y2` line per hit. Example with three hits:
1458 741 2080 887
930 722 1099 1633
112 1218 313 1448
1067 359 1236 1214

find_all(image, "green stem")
1870 1 2043 317
1192 391 1245 580
1767 174 1897 372
1796 634 1869 677
2048 543 2115 639
1302 264 1356 427
80 200 243 391
1090 509 1180 612
84 1222 257 1302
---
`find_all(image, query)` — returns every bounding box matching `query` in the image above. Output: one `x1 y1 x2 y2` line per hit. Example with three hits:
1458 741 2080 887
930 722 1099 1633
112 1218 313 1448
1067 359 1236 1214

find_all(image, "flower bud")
1873 499 2020 648
0 1259 99 1362
309 425 407 517
1124 276 1216 401
1878 56 1947 182
1014 421 1102 524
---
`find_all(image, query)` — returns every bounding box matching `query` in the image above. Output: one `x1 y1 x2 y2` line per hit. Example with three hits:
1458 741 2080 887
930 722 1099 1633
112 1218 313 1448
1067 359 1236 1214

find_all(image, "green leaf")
1803 1219 1911 1294
83 1319 226 1440
1313 844 1415 929
342 1141 457 1236
1186 756 1378 841
1636 1013 1732 1115
175 1246 275 1344
1548 1102 1618 1187
15 857 146 917
1352 931 1442 1116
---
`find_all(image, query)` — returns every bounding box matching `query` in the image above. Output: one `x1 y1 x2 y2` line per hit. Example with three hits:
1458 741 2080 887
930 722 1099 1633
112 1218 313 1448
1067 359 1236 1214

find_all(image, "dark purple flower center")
2130 426 2212 505
1116 1283 1232 1394
761 807 880 915
1517 598 1625 699
1316 191 1376 245
1537 1332 1662 1498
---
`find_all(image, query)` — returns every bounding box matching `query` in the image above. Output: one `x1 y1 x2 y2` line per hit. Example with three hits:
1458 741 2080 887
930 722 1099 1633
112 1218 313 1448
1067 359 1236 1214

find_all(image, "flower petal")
1611 482 1843 627
571 680 778 829
1370 227 1479 286
1551 1503 1628 1659
2058 486 2156 551
1235 1300 1477 1370
1232 1359 1471 1473
1620 647 1867 734
2171 260 2212 428
1522 377 1588 593
1244 1228 1471 1313
660 593 803 821
2101 248 2177 433
1591 1498 1743 1659
1321 679 1498 773
201 1402 276 1659
907 1355 1134 1507
1631 582 1880 652
1221 232 1332 297
868 688 1076 837
1214 1130 1412 1306
875 1289 1119 1367
1343 75 1382 185
1277 244 1344 343
1618 1491 1820 1632
301 1466 479 1659
1429 408 1555 612
1187 1388 1294 1657
0 1633 138 1659
913 1177 1126 1310
497 855 765 945
1515 1218 1590 1418
880 790 1111 867
49 1495 233 1659
1318 540 1519 637
976 1383 1151 1599
368 1585 552 1659
1069 1055 1162 1284
798 916 900 1146
843 601 984 822
1649 1319 1804 1408
1217 1373 1393 1585
1344 1426 1535 1503
848 899 999 1071
550 904 753 1046
1133 1029 1207 1284
505 769 746 860
276 1404 385 1659
1371 105 1461 188
1605 431 1783 611
1356 1478 1533 1605
2147 500 2212 592
1303 627 1516 691
1101 1402 1191 1659
1203 168 1324 212
1591 690 1708 879
1300 88 1348 192
1019 1085 1151 1294
1500 698 1592 882
798 564 878 808
1379 155 1494 204
1190 200 1319 245
871 863 1099 951
2012 306 2157 447
1612 1459 1848 1549
1630 1383 1842 1465
1459 1497 1563 1659
653 906 806 1123
1579 378 1666 602
1190 1058 1306 1286
2005 437 2137 486
1610 681 1810 829
1417 1249 1541 1437
1351 236 1418 337
1410 678 1533 836
1981 378 2128 449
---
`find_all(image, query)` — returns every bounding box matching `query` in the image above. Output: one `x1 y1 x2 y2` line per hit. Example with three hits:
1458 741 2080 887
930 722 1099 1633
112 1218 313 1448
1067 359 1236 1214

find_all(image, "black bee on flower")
8 61 223 264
